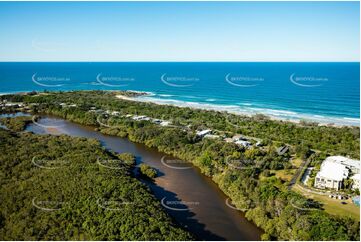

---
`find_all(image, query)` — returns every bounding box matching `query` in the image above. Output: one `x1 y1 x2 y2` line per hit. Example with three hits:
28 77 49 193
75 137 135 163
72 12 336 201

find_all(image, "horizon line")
0 61 360 63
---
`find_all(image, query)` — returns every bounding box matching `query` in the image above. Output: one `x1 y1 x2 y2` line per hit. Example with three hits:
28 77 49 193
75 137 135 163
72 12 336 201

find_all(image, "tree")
139 164 157 179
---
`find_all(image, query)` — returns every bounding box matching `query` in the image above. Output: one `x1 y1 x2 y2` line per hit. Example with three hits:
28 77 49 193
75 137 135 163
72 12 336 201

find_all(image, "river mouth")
22 114 262 241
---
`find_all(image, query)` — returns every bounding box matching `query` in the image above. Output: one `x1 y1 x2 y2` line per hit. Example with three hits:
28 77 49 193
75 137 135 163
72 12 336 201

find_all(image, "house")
89 109 104 114
232 134 245 141
152 119 162 124
276 146 289 155
314 160 349 191
132 115 150 121
196 129 212 137
5 102 23 107
111 111 120 116
351 174 360 191
60 103 76 108
204 134 220 139
235 140 251 148
132 115 141 120
160 121 171 126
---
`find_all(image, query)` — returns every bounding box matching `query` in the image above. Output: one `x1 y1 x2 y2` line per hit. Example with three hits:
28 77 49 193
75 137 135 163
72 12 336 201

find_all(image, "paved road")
288 158 311 189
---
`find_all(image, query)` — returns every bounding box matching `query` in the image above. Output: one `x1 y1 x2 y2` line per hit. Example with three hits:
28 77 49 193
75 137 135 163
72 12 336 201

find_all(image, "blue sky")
0 1 359 61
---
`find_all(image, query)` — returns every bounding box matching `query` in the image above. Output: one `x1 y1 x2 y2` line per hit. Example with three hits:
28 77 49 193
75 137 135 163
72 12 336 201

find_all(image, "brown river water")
25 115 263 241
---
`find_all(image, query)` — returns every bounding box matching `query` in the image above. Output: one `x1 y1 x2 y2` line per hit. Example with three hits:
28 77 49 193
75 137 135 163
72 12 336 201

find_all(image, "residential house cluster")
129 115 171 126
225 134 255 148
60 103 77 108
1 101 39 112
1 101 24 109
89 108 173 127
195 130 259 148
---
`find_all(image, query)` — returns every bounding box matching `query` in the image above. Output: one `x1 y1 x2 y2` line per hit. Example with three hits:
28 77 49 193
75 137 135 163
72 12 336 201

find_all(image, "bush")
139 163 157 179
117 152 136 166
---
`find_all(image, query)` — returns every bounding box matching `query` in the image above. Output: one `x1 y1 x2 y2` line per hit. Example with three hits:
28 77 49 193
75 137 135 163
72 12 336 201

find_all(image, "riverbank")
24 114 263 240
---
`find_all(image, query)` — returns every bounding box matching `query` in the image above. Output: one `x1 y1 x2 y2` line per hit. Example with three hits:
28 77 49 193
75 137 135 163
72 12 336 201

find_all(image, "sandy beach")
115 93 356 128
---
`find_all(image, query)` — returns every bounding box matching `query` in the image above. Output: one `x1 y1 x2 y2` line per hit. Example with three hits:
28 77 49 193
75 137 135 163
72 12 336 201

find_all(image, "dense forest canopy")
0 127 192 240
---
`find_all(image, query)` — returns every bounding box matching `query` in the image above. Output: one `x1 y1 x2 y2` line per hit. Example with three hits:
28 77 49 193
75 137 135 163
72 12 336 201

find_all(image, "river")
25 115 262 241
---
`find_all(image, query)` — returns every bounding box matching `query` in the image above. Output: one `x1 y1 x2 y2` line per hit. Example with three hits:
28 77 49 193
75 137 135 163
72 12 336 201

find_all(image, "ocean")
0 62 359 126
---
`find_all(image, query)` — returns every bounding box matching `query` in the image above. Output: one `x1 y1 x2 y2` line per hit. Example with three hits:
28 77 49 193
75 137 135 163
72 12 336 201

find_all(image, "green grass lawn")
293 184 360 221
291 158 303 168
273 169 295 182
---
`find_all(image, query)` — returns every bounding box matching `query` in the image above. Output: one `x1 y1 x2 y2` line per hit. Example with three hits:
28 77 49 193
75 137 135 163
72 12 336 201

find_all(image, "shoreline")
115 93 360 128
2 90 359 127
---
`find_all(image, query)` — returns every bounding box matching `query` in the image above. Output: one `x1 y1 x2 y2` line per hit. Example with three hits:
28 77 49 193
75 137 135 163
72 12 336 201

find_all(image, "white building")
235 140 251 148
196 129 212 137
160 121 171 126
132 115 150 121
232 134 244 141
4 102 23 107
324 156 360 174
111 111 120 116
314 160 349 190
204 134 220 139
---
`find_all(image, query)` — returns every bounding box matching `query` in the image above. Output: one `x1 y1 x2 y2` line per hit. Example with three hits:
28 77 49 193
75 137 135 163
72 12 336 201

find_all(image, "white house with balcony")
314 156 360 191
314 160 349 190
